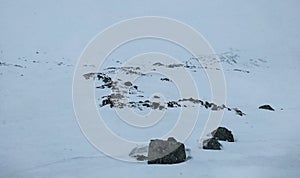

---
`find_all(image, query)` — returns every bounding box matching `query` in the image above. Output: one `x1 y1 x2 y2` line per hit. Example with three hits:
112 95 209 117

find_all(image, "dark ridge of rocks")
203 138 222 150
211 127 234 142
259 104 275 111
83 71 246 117
98 95 245 116
103 66 146 76
148 137 186 164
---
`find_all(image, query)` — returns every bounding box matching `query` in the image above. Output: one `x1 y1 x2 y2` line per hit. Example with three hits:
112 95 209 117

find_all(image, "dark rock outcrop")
259 104 275 111
203 138 222 150
148 137 186 164
211 127 234 142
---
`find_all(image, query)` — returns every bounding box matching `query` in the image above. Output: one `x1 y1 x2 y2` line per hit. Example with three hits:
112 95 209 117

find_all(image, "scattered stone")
153 95 160 99
153 62 164 66
158 105 165 110
259 104 275 111
160 77 171 82
148 137 186 164
13 64 23 68
124 81 132 86
232 108 246 116
203 138 222 150
211 104 219 111
211 127 234 142
151 102 160 110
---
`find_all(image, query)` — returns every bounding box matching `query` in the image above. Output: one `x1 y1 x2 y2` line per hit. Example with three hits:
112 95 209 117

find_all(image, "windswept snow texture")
1 0 300 178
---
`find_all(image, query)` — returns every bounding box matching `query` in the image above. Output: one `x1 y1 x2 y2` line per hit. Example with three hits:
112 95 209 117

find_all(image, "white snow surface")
1 0 300 177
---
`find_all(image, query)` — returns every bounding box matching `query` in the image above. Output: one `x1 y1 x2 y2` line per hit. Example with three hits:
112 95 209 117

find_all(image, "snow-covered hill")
1 0 300 177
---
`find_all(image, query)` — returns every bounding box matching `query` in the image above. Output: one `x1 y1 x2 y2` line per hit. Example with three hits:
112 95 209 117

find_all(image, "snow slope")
1 0 300 177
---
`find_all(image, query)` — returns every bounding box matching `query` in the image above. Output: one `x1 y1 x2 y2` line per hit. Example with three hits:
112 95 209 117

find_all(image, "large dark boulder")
203 138 222 150
259 104 275 111
211 127 234 142
147 137 186 164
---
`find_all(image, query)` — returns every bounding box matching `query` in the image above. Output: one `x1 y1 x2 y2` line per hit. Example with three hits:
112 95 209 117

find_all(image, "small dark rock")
204 101 212 109
203 138 222 150
101 98 114 108
160 77 171 82
211 104 219 111
211 127 234 142
259 104 275 111
124 81 132 86
167 101 181 108
142 103 150 107
151 102 160 110
232 108 245 116
148 137 186 164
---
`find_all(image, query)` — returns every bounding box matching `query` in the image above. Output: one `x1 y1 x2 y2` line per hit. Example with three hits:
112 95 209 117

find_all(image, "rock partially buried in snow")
259 104 275 111
211 127 234 142
203 138 222 150
148 137 186 164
